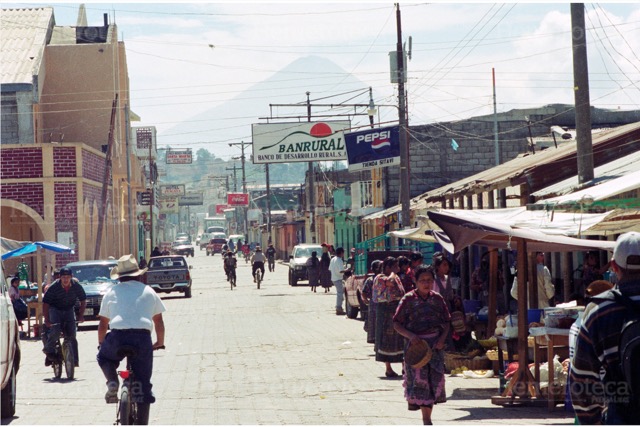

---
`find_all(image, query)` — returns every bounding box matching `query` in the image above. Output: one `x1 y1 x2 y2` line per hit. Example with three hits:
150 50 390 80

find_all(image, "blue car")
64 259 118 321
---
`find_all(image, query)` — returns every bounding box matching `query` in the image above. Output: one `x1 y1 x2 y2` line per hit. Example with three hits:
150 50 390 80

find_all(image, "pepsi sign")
344 125 401 172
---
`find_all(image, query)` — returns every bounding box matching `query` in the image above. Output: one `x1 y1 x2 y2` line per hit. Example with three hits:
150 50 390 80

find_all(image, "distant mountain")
159 56 372 183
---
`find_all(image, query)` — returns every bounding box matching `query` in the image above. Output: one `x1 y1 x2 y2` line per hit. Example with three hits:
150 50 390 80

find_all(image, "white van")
1 264 20 417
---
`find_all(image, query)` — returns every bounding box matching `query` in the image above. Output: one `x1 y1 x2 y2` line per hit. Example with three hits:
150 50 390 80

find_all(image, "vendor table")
529 327 570 410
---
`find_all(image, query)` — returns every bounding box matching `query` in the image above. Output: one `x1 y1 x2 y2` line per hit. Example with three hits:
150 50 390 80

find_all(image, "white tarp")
534 169 640 207
389 207 616 243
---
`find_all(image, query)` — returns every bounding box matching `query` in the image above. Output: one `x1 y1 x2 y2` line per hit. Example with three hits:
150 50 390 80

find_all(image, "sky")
5 1 640 161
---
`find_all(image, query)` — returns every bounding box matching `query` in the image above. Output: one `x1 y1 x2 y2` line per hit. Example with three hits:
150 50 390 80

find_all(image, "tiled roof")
0 7 54 86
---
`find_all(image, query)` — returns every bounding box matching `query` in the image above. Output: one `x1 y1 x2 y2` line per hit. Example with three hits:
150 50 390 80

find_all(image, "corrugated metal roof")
0 7 53 86
532 150 640 200
423 121 640 202
364 121 640 221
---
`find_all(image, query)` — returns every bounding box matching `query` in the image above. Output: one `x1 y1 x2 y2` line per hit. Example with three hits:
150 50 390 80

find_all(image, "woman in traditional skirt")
319 243 332 293
361 260 383 344
372 256 406 377
393 265 451 425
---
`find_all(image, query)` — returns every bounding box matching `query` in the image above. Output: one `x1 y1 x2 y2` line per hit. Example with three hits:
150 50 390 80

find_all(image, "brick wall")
82 148 106 182
0 182 45 217
0 147 43 179
53 146 77 177
385 120 534 208
54 182 79 264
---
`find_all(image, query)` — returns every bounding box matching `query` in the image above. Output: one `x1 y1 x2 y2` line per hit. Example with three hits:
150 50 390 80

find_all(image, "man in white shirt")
510 251 555 309
97 254 166 410
329 247 346 315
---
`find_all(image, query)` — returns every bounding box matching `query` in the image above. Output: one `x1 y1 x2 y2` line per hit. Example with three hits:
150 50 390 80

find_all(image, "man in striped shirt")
570 232 640 424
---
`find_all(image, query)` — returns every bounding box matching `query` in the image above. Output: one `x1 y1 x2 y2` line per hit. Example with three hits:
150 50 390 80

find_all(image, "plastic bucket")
463 299 481 314
527 309 544 325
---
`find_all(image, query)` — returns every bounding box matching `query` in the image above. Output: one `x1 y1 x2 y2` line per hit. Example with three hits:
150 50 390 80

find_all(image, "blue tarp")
1 240 74 260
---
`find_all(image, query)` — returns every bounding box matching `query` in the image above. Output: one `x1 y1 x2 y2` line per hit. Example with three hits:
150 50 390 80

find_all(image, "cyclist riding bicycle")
224 250 237 282
251 246 266 283
97 254 166 405
266 243 276 272
241 242 250 260
42 267 86 367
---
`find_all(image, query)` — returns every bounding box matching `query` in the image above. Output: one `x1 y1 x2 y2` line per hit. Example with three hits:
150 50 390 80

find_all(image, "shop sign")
251 121 350 164
137 190 152 206
227 193 249 206
166 149 192 164
160 184 185 197
159 197 179 213
215 204 229 215
344 125 401 172
178 192 204 206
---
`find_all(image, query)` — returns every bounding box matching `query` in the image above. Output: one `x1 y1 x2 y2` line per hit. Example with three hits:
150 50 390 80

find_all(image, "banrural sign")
251 121 350 164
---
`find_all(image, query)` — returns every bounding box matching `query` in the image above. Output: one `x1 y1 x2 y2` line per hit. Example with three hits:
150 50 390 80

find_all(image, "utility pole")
229 141 251 236
265 163 272 244
396 3 411 229
225 163 240 192
492 68 500 166
124 103 134 254
95 96 118 259
571 3 594 184
306 92 316 243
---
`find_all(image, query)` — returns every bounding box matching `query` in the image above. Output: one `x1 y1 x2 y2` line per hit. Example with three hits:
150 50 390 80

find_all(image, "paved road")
3 249 574 425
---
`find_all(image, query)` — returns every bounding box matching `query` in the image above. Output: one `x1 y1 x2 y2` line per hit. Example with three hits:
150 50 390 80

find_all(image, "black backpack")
608 291 640 423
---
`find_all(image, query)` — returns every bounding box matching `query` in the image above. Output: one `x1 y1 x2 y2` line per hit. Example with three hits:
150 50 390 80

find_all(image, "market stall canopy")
387 216 441 242
427 210 615 254
1 239 74 261
533 169 640 209
390 207 615 243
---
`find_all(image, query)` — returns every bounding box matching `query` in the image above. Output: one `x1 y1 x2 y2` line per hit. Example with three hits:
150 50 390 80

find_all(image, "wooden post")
489 249 498 335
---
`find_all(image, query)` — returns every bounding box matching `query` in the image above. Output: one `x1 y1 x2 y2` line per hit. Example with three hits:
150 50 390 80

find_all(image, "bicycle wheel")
52 360 62 379
136 402 150 425
63 341 75 380
257 272 261 289
119 384 132 425
52 342 62 379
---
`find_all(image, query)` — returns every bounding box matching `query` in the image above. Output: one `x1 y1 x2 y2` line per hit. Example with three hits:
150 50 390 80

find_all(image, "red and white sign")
227 193 249 207
215 204 229 215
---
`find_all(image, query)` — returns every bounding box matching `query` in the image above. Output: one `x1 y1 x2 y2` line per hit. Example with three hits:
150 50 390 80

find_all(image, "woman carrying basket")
393 265 451 425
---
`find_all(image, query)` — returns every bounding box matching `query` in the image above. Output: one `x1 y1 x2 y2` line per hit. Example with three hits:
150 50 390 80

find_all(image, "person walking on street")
151 246 162 257
394 265 451 425
306 251 320 292
266 243 277 272
42 267 86 367
362 260 383 344
570 232 640 424
97 254 166 408
372 256 406 377
319 243 332 293
329 247 346 315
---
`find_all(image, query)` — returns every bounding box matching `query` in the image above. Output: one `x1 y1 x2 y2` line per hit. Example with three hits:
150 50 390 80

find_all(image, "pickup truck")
206 238 227 256
144 255 192 298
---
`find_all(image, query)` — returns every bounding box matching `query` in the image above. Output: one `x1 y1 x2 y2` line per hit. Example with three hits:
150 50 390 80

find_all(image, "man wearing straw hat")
97 254 166 407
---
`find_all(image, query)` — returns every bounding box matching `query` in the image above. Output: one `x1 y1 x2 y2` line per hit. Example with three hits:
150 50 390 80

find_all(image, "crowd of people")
316 232 640 425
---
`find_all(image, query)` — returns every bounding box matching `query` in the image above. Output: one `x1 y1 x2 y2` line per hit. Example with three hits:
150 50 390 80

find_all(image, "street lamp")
367 87 377 129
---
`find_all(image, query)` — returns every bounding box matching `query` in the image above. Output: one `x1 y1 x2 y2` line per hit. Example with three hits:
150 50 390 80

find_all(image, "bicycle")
229 267 237 290
115 345 165 425
45 322 76 380
243 250 250 264
255 269 263 290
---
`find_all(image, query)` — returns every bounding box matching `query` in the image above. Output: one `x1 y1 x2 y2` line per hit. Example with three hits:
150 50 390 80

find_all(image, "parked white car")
1 264 21 418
